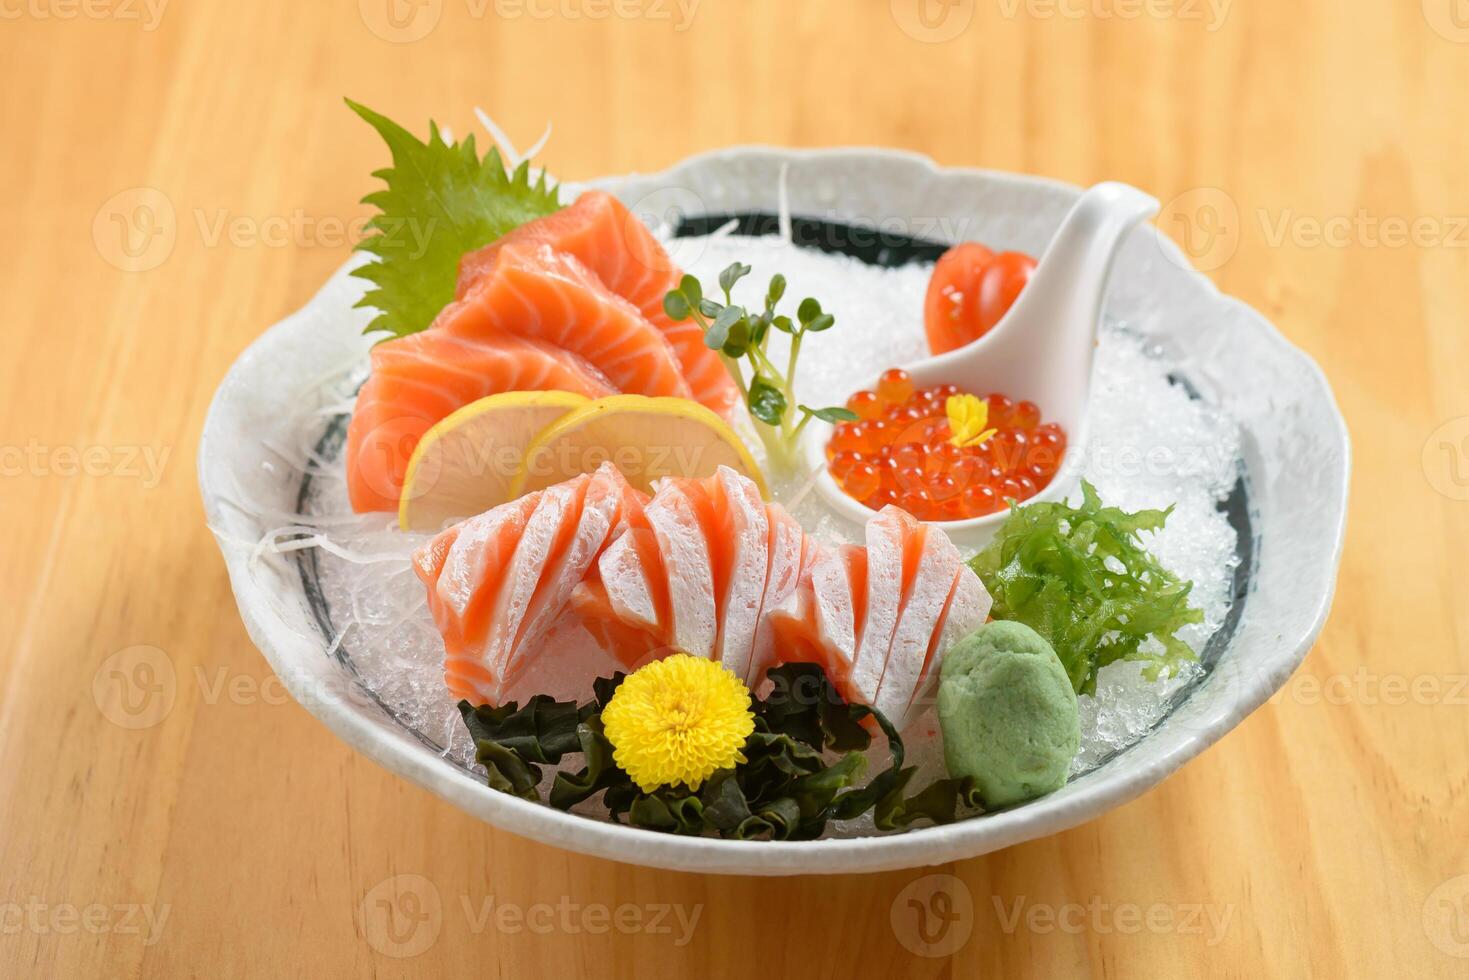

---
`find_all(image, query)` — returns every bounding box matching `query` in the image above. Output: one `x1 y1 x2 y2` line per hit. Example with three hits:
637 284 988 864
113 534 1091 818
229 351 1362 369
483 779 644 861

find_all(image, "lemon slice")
509 394 768 498
398 390 590 531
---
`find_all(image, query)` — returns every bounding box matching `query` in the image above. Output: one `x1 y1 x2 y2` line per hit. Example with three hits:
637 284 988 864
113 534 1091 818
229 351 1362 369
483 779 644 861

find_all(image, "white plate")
199 147 1350 875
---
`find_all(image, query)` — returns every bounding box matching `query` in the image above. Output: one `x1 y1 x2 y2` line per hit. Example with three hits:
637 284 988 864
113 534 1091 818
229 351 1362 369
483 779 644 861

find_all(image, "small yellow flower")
946 393 998 449
602 654 755 792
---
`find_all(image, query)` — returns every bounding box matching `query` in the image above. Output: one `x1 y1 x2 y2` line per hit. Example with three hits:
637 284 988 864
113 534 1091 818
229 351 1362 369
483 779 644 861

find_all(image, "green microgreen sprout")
663 263 856 473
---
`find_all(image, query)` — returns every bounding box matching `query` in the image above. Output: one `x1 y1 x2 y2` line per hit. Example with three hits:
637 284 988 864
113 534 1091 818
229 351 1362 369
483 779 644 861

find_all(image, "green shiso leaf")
967 479 1205 696
346 99 561 339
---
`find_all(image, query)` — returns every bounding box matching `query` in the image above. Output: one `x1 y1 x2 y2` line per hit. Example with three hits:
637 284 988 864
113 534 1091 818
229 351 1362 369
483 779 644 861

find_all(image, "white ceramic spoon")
802 181 1160 549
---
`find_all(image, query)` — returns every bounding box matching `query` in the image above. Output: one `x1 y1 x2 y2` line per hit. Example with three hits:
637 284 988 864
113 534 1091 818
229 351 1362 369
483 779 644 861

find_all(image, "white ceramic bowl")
199 147 1350 875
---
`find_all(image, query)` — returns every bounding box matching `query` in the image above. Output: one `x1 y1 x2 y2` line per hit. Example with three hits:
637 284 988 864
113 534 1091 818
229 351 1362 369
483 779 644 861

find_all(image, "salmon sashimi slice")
417 492 540 704
414 464 648 706
481 477 587 682
764 516 994 731
873 525 962 728
456 192 677 306
707 467 770 681
848 506 910 707
745 503 806 687
640 477 719 658
436 241 691 402
897 566 994 730
595 528 663 634
766 540 858 697
571 466 799 680
346 330 615 512
567 476 668 669
500 464 644 691
568 578 666 671
456 192 739 418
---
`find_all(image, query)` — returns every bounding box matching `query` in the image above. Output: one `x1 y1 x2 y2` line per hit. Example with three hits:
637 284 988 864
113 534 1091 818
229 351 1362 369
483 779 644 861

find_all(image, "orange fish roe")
830 368 1066 521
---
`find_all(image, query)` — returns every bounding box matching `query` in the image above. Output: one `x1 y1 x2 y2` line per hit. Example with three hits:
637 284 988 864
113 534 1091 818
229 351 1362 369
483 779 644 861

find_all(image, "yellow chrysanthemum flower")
946 393 998 449
602 654 756 792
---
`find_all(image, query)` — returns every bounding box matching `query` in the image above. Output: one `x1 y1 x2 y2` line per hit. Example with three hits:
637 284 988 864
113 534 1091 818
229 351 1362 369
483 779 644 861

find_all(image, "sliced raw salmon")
707 467 770 681
435 242 692 402
900 565 993 729
501 465 649 690
569 578 667 671
848 507 911 707
346 330 615 512
456 191 739 418
414 462 648 706
572 467 786 671
416 462 994 725
745 503 806 687
767 541 861 700
873 524 962 728
639 476 720 657
765 507 992 730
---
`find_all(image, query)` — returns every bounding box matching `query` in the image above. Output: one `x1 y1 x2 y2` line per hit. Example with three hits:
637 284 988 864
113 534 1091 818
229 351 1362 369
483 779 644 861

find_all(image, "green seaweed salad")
458 664 982 841
969 480 1204 696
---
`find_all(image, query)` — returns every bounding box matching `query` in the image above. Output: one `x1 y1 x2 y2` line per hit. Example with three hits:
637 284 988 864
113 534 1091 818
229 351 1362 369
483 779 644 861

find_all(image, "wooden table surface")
4 1 1467 976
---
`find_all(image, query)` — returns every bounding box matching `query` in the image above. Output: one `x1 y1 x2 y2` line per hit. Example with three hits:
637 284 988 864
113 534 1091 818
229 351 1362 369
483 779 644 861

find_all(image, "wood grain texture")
2 0 1466 975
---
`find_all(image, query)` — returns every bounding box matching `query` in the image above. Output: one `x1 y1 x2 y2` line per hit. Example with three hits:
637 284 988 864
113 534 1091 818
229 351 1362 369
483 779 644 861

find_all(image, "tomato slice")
923 243 1036 355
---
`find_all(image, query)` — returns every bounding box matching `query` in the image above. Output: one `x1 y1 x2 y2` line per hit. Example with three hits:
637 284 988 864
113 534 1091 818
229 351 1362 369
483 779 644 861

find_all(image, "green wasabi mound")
937 620 1081 808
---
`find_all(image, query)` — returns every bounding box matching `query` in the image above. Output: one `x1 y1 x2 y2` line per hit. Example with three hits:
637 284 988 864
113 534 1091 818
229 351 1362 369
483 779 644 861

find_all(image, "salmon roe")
830 368 1066 521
